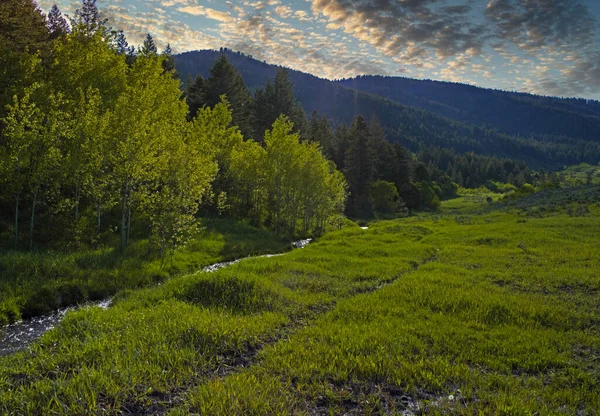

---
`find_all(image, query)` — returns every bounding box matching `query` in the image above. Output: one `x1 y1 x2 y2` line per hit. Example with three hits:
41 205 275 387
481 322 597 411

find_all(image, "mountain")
336 76 600 143
175 50 600 169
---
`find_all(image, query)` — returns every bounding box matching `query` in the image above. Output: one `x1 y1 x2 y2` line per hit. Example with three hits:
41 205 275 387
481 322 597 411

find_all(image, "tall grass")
1 207 599 414
0 218 290 324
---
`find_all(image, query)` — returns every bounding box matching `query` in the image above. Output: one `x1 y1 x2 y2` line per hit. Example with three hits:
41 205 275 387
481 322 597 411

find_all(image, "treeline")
176 50 600 169
186 55 451 216
0 0 346 254
186 49 549 216
417 147 533 189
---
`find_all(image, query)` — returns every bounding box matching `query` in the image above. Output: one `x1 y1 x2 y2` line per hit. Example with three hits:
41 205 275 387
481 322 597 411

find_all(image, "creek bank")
0 239 312 356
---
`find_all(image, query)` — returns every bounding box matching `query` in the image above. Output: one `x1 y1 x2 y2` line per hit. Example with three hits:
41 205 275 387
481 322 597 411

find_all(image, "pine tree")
394 143 413 190
140 33 157 56
0 0 50 53
344 116 376 218
114 31 128 55
126 45 136 66
0 0 49 132
161 42 177 75
187 75 205 119
254 69 307 138
308 111 335 159
253 81 277 141
72 0 107 35
47 4 70 39
203 54 253 138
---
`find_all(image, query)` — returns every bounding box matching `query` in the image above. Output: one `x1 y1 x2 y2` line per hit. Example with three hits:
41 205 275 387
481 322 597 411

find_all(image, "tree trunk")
120 208 127 254
126 206 132 246
74 184 80 222
14 193 20 249
120 182 129 254
95 200 102 249
29 188 38 251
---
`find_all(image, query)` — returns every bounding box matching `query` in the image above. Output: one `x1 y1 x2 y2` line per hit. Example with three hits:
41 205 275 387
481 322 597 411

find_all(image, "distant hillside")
336 76 600 143
175 50 600 168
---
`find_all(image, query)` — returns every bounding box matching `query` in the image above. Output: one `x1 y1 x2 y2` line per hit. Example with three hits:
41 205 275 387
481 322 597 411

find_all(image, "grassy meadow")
1 189 599 414
0 218 290 325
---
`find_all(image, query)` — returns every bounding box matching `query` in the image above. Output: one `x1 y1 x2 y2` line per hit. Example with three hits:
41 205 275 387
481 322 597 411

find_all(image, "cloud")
309 0 600 97
274 5 292 18
35 0 600 98
485 0 596 52
177 5 234 22
311 0 486 64
485 0 600 96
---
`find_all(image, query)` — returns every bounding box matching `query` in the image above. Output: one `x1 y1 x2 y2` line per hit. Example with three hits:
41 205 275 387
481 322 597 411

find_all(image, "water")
0 239 312 356
203 238 311 273
0 299 111 356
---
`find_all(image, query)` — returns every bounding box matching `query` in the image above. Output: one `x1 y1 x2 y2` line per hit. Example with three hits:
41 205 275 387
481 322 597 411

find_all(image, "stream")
0 239 312 357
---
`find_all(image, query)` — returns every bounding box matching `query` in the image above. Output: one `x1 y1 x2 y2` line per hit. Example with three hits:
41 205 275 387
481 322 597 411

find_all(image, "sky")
36 0 600 100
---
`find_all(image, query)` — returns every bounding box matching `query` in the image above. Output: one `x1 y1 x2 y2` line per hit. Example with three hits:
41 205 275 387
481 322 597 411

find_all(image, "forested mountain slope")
175 50 600 169
336 76 600 143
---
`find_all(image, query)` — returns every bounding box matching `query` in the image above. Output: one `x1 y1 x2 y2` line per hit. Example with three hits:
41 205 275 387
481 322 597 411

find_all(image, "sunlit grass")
175 210 600 415
1 204 599 415
0 220 434 414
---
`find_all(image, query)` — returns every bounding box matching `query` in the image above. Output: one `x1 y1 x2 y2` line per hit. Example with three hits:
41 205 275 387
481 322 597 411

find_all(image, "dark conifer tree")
140 33 158 56
187 75 205 119
203 54 254 138
369 117 397 182
125 45 136 66
253 81 277 140
414 163 431 182
0 0 49 52
47 4 69 39
273 69 307 135
308 111 335 157
161 43 177 76
333 123 350 170
0 0 49 128
114 31 128 55
394 143 413 190
72 0 107 34
344 116 376 218
253 69 307 139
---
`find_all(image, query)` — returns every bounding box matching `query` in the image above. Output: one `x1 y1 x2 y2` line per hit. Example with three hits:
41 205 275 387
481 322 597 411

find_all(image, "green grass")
1 204 599 414
171 210 600 415
0 218 291 324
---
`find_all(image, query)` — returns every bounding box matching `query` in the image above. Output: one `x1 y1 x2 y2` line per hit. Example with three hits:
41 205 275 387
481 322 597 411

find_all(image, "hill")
175 50 600 169
336 76 600 143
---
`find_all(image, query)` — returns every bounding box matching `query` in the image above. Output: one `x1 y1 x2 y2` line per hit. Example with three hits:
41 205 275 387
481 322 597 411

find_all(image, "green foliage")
192 54 254 138
369 180 404 215
0 3 349 267
415 181 441 211
229 116 347 237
